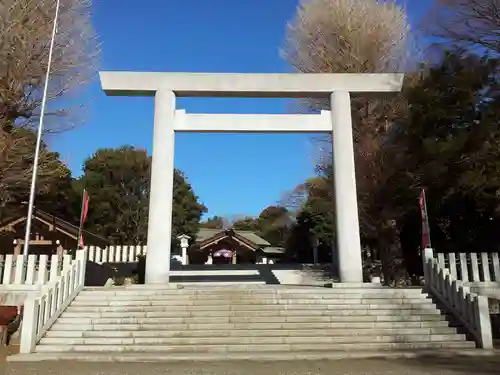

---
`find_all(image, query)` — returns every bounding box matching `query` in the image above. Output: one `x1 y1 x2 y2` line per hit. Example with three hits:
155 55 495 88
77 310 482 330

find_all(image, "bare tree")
281 0 416 213
0 0 100 133
283 0 413 75
0 0 99 217
282 0 420 282
423 0 500 55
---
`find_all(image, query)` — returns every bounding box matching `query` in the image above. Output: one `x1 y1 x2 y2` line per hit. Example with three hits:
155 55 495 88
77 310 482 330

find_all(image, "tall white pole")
22 0 61 256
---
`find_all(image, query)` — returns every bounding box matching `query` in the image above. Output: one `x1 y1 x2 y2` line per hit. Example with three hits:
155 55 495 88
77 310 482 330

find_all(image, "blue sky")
49 0 434 218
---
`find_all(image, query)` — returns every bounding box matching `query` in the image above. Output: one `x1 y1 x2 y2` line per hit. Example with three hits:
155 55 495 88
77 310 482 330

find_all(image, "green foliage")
232 217 259 232
79 146 206 246
390 51 500 255
285 177 334 262
37 168 80 223
0 127 77 222
172 170 207 244
282 50 500 276
256 206 291 246
285 210 314 262
199 216 224 229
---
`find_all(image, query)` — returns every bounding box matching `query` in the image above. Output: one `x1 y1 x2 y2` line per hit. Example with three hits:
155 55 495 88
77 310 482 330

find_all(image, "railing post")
19 298 39 354
64 254 72 269
476 295 493 349
422 247 434 262
76 249 87 286
88 246 95 263
13 255 26 284
49 254 59 282
25 255 36 285
37 255 48 285
3 255 13 284
422 248 434 281
129 246 136 263
491 253 500 281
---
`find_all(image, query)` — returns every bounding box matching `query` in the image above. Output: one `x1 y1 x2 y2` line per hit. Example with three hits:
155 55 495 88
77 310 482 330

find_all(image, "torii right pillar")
331 91 363 282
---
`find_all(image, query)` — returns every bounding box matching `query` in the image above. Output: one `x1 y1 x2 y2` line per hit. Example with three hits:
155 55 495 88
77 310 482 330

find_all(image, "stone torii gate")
99 72 404 284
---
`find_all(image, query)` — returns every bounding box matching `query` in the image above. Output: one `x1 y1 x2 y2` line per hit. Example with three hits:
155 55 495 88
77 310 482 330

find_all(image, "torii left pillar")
145 90 176 284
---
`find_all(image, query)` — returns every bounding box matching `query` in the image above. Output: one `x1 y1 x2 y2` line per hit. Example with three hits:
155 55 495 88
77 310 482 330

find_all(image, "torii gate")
99 72 404 284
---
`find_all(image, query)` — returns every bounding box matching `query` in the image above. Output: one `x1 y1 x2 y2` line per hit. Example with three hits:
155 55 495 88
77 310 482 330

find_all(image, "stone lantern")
177 234 191 265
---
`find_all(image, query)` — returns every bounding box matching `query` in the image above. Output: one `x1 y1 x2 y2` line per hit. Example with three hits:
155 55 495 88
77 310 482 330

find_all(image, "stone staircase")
23 284 477 360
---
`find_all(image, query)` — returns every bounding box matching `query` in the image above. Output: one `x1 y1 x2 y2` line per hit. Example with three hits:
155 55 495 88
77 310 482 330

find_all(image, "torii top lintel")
99 72 404 98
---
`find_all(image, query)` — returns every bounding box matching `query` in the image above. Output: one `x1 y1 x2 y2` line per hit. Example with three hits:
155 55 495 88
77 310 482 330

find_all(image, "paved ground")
3 355 500 375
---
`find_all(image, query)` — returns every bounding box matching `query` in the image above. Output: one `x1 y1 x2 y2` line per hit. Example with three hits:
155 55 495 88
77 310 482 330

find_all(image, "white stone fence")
423 248 493 349
0 246 146 286
435 251 500 282
86 245 147 264
20 249 87 354
0 254 70 286
0 247 335 287
86 245 271 266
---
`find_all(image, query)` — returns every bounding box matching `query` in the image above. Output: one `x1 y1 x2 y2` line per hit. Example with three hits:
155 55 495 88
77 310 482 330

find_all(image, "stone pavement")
4 356 500 375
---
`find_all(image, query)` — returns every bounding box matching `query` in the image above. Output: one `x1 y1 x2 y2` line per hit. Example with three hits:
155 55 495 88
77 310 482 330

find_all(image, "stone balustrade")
19 249 87 353
423 248 493 349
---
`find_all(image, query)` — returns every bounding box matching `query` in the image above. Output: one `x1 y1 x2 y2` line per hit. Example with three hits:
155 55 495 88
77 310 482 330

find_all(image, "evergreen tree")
80 146 206 245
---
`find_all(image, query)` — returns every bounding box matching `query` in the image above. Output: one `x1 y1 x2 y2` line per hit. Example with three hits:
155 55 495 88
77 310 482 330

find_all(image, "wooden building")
188 228 284 265
0 208 108 256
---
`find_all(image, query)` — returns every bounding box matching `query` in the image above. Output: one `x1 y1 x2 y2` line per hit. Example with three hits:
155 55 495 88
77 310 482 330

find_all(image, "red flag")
81 189 89 225
78 190 89 249
419 189 431 249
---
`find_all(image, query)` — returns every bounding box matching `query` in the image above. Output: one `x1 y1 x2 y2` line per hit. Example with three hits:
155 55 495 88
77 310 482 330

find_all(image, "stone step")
83 283 384 291
64 303 437 313
173 281 267 286
74 295 430 304
60 308 443 319
171 270 261 276
9 348 488 363
49 320 453 331
71 297 431 305
55 314 449 325
34 341 476 354
78 288 427 297
44 327 459 338
75 290 430 298
38 333 468 346
78 288 423 294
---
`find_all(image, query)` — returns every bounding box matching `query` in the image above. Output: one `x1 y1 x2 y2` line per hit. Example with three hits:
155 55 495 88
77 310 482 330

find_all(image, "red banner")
78 190 89 249
81 189 89 225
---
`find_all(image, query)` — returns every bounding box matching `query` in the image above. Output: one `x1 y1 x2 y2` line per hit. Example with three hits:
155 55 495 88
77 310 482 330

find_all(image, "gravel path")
4 356 500 375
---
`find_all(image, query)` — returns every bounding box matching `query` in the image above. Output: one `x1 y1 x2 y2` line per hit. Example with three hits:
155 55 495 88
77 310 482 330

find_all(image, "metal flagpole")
22 0 62 256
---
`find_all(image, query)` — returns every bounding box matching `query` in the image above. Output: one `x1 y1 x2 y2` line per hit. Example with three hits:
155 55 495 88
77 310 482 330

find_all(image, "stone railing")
19 249 87 354
423 248 493 349
0 254 68 286
435 251 500 282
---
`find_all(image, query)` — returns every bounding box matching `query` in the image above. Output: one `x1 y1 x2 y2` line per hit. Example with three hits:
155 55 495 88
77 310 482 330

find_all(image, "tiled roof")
0 207 109 246
261 246 285 254
196 228 271 246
